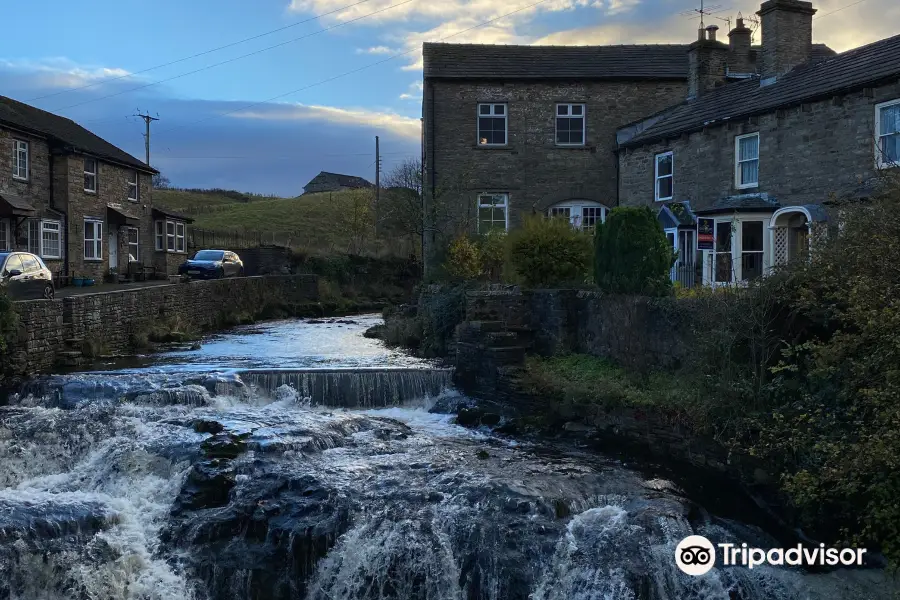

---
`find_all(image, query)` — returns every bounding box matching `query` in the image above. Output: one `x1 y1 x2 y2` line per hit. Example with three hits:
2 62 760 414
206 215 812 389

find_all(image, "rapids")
0 315 892 599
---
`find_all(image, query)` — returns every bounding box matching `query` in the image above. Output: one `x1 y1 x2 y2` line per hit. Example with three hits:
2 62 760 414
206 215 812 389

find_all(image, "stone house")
0 95 192 281
616 0 900 287
302 171 373 195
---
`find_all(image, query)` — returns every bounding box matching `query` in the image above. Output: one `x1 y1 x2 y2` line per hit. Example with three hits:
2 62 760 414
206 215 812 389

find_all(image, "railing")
671 263 700 288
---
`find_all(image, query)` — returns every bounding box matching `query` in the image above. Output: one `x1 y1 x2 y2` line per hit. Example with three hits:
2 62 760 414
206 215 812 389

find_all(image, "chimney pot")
698 27 706 41
706 25 719 42
757 0 817 82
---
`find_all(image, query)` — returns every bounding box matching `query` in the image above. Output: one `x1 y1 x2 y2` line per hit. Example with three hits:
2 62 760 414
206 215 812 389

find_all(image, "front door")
109 227 118 272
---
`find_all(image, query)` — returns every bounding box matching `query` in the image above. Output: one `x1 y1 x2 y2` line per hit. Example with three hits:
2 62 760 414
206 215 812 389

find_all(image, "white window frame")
12 140 29 181
476 193 509 233
40 220 61 259
84 218 103 260
477 103 508 147
127 227 140 261
655 151 674 202
166 221 176 252
555 103 586 147
734 133 760 190
84 157 98 193
26 219 40 255
875 98 900 169
175 222 186 253
546 200 608 232
703 213 772 286
127 170 139 201
0 220 9 251
155 220 165 251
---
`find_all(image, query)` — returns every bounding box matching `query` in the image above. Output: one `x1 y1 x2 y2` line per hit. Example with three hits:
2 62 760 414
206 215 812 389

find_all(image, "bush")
444 235 482 281
507 216 592 287
479 229 507 282
594 207 675 296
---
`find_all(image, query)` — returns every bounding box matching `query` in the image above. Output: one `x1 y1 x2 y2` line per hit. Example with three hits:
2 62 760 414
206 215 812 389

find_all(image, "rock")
480 413 502 427
363 325 385 339
562 421 595 433
476 450 490 460
201 433 247 459
174 459 236 511
494 419 520 435
193 419 225 435
456 407 485 427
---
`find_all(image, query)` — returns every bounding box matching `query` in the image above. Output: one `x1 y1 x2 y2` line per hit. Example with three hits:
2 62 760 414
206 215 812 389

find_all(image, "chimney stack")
687 28 729 99
728 17 754 74
757 0 816 84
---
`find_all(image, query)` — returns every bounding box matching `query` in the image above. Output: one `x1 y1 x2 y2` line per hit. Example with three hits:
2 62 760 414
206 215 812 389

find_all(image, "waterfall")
239 368 454 408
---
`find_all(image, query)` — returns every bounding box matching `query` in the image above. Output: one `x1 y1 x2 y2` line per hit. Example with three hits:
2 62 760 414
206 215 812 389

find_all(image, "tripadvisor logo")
675 535 867 576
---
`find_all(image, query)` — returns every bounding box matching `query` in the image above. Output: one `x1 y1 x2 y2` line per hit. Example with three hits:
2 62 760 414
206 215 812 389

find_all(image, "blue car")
178 250 244 280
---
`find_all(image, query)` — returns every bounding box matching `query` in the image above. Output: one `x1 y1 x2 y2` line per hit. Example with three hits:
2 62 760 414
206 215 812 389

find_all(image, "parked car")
0 252 55 300
178 250 244 280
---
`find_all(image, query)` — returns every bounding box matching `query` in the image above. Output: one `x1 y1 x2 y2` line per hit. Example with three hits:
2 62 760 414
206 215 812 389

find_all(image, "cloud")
357 45 395 54
399 80 423 100
229 102 421 138
0 58 133 91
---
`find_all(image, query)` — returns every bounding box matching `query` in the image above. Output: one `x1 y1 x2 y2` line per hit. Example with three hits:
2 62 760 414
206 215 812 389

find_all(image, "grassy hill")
153 187 417 257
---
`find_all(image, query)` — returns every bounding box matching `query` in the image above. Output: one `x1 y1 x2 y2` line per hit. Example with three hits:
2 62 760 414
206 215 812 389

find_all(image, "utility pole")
134 111 159 166
375 135 381 207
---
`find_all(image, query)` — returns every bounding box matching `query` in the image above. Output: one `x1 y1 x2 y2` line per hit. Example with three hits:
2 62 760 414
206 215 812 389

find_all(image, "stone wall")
618 79 900 210
7 275 319 375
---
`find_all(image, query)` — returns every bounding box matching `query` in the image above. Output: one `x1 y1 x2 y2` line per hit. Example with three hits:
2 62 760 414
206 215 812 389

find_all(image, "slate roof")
621 33 900 147
694 193 780 214
0 192 37 216
662 201 697 226
423 42 834 80
0 95 155 172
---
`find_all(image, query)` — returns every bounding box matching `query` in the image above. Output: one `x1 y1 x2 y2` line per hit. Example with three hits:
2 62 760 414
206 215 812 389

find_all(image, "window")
27 220 39 255
12 140 28 180
477 104 507 146
735 133 759 189
175 222 186 253
876 99 900 169
155 221 164 251
655 152 674 201
678 230 696 266
546 201 607 232
127 170 139 201
41 220 61 259
20 254 40 273
581 206 604 232
556 104 585 146
166 221 176 251
714 220 733 283
84 158 97 192
84 219 103 260
741 221 764 280
549 206 571 220
477 193 508 233
127 227 139 261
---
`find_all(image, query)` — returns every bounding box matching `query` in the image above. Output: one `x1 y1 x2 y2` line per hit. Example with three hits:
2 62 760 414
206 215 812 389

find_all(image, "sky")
0 0 896 196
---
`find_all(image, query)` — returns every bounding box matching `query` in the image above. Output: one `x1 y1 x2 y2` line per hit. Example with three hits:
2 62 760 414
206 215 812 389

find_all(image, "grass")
153 188 414 256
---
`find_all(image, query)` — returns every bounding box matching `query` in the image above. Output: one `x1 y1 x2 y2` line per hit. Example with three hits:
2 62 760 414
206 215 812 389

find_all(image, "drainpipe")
49 151 70 279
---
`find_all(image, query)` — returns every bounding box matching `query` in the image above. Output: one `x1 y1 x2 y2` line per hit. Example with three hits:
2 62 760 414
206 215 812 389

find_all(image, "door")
109 227 118 272
2 254 27 300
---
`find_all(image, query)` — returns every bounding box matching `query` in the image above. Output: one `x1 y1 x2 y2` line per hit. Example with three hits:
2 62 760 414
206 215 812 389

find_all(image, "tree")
508 216 592 287
335 188 375 255
593 206 675 296
152 172 171 189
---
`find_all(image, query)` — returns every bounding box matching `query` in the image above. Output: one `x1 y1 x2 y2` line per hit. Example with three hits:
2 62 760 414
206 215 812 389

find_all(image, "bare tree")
152 172 171 189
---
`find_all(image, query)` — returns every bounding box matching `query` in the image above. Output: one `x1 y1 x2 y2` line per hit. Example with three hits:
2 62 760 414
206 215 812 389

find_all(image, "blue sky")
0 0 894 195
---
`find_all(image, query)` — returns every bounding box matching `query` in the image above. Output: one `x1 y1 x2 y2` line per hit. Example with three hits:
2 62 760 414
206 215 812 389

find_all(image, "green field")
153 188 416 256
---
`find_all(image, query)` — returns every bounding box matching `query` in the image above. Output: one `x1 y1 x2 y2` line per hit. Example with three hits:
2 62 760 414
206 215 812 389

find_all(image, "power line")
814 0 868 19
26 0 381 103
156 0 552 137
51 0 416 113
152 151 416 159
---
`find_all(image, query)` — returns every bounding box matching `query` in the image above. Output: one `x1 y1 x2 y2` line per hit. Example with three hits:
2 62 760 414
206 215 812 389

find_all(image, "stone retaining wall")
8 275 319 375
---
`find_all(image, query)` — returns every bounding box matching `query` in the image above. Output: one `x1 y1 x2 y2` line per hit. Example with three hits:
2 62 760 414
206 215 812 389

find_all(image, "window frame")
175 222 186 253
26 219 40 255
734 132 760 190
156 219 186 253
0 220 8 251
555 103 586 147
655 151 674 202
476 193 509 233
740 220 765 281
83 157 98 193
546 200 608 232
12 139 29 181
83 218 103 261
477 103 508 147
875 98 900 170
127 227 140 261
127 170 139 201
40 220 62 259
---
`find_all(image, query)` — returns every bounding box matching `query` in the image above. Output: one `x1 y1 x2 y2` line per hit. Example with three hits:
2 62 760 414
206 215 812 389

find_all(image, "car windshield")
0 253 9 266
193 251 224 261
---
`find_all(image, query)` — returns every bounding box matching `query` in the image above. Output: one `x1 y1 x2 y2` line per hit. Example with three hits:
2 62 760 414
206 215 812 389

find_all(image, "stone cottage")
302 171 373 195
0 95 192 281
617 0 900 286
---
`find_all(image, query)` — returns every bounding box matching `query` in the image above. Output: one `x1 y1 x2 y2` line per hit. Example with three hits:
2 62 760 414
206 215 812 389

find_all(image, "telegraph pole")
134 111 160 166
375 135 381 207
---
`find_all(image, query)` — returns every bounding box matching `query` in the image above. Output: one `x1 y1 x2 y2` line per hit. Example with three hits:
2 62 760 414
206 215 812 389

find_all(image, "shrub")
594 206 675 296
507 216 592 287
444 235 482 281
479 229 507 282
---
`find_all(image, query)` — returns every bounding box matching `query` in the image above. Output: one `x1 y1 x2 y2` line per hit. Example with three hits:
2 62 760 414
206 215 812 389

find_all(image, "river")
0 315 892 599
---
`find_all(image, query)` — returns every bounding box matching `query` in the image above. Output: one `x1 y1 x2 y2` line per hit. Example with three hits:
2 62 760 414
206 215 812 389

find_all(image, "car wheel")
42 284 55 300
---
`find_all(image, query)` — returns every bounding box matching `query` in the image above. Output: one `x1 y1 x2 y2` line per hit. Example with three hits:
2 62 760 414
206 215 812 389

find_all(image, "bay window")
714 221 733 283
156 219 186 253
740 221 764 280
